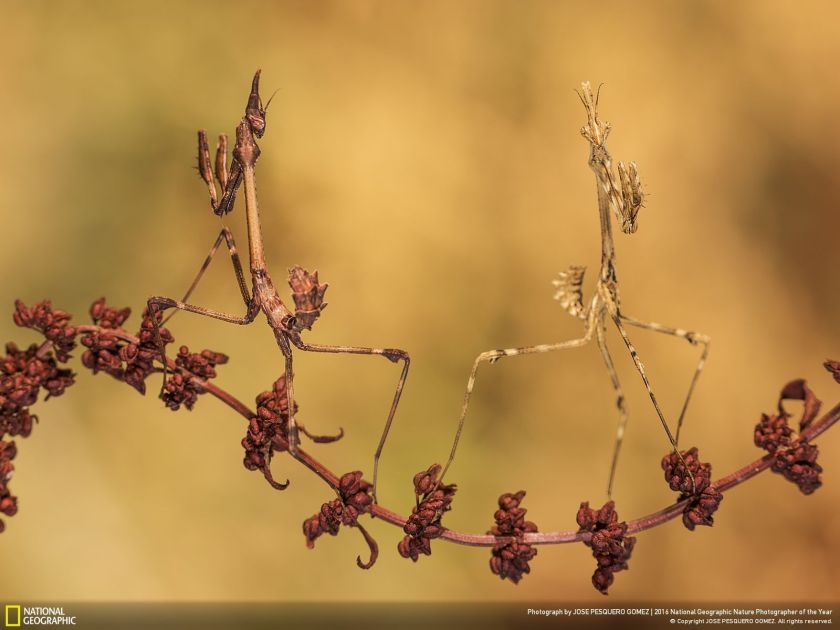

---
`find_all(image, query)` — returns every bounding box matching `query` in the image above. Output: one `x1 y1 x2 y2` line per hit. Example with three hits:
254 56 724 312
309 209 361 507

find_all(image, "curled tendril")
299 425 344 444
355 522 379 570
262 462 290 491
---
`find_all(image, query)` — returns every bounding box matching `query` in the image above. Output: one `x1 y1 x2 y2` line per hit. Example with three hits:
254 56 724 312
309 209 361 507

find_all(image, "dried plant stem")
432 400 840 547
58 327 840 550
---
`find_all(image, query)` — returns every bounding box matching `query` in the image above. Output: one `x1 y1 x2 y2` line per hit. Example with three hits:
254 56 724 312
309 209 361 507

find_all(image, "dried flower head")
13 300 77 362
0 440 18 533
161 346 228 411
398 464 456 562
302 471 378 569
242 375 295 487
661 447 723 531
89 298 131 329
303 471 373 548
242 375 342 490
577 500 636 594
1 342 74 438
755 380 823 495
488 491 538 584
79 301 174 395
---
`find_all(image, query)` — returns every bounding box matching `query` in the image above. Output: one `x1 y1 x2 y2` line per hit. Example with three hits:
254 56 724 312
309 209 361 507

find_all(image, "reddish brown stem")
63 326 840 549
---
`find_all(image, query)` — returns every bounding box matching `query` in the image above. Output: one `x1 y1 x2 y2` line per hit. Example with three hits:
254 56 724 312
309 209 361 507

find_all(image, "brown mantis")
146 71 410 501
440 82 710 497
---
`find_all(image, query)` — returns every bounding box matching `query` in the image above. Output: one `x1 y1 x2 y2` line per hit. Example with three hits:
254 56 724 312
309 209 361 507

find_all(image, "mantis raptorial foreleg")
198 130 243 218
161 226 253 326
146 128 260 394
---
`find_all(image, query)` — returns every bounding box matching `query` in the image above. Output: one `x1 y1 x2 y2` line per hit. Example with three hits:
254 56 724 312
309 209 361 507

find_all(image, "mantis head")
245 69 268 138
577 82 644 235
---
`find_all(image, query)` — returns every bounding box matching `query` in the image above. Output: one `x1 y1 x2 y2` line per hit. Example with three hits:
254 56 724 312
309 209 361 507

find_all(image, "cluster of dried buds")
754 379 823 494
80 298 229 408
1 302 80 531
302 471 378 568
0 440 17 532
1 299 231 532
13 300 76 361
398 464 457 561
576 501 636 594
241 374 342 489
81 299 168 393
570 445 720 593
1 341 75 437
163 346 228 411
2 294 839 594
488 491 538 584
661 447 723 530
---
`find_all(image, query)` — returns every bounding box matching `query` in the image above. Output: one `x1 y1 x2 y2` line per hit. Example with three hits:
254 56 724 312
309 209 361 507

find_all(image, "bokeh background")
1 0 839 604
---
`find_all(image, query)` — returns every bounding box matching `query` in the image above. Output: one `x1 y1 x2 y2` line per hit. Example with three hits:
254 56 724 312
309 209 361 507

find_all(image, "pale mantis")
146 71 410 501
440 82 710 496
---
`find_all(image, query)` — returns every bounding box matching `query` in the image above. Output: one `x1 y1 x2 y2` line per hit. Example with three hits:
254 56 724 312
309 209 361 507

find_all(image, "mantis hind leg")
290 338 410 503
611 314 696 492
619 314 709 445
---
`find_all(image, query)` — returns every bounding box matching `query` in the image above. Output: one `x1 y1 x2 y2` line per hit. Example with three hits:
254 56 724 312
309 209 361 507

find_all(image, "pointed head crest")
245 70 267 138
577 81 609 147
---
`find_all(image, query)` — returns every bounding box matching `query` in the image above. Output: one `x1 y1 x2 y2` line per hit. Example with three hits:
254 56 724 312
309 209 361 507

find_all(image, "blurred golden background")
1 0 839 603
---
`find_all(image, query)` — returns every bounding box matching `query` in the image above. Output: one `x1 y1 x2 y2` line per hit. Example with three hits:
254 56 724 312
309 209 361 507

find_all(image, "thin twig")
71 324 839 549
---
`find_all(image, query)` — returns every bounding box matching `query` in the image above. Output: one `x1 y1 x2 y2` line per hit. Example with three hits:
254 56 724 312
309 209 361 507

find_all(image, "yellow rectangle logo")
4 605 21 627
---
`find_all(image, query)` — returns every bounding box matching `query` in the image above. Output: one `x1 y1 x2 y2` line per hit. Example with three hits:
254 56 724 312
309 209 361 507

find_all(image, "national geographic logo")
4 606 76 626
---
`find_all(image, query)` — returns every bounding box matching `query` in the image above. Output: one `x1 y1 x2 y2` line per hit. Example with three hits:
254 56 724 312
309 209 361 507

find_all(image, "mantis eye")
246 110 267 138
